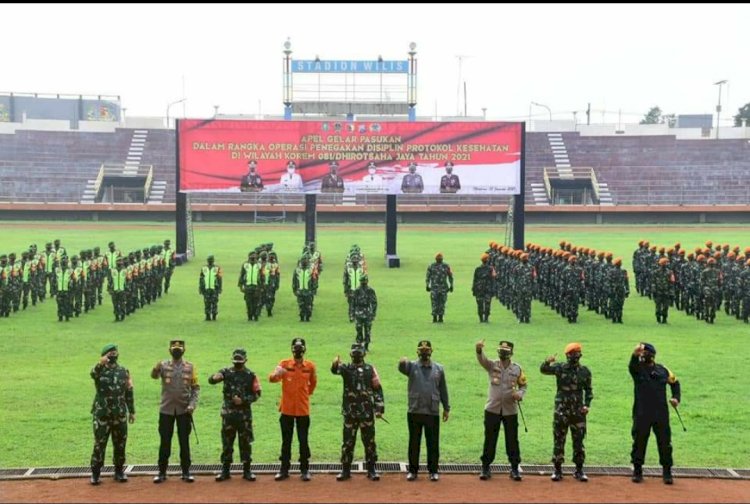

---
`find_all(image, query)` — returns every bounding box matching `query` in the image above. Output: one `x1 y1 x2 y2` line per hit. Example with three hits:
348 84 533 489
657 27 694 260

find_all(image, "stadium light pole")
714 79 727 139
166 98 186 129
531 101 552 121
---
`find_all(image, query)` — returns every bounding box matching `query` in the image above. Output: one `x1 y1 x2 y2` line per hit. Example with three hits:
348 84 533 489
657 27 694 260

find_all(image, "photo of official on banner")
178 120 522 195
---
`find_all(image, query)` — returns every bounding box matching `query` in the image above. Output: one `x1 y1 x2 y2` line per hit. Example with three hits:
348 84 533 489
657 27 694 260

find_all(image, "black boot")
336 464 351 481
574 465 588 482
551 463 563 481
510 464 522 481
366 462 380 481
438 314 443 323
479 465 491 480
153 464 167 483
432 315 437 323
212 312 217 321
632 464 643 483
274 466 289 481
181 466 194 483
242 463 256 481
215 464 231 481
114 466 128 482
662 466 673 485
90 467 101 485
205 313 211 321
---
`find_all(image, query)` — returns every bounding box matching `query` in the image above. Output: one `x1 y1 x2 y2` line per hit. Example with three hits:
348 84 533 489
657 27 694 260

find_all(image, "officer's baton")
517 401 528 433
672 405 686 432
190 414 200 444
377 415 390 424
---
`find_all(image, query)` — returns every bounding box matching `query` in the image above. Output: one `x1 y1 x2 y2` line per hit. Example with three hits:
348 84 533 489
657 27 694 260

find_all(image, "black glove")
426 286 431 292
449 286 453 292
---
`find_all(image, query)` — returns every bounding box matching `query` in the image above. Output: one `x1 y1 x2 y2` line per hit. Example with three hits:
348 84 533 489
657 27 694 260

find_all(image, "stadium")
1 38 749 504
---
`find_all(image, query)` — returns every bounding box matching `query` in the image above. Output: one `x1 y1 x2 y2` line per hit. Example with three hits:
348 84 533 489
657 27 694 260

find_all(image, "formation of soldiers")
104 240 176 322
479 241 629 324
633 240 750 324
236 243 280 321
292 241 322 322
0 239 175 322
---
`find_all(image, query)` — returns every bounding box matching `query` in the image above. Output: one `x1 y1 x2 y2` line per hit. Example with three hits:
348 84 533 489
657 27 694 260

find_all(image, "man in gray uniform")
151 340 200 483
398 340 450 482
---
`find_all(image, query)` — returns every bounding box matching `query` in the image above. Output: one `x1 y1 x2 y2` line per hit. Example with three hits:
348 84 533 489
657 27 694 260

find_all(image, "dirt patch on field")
2 474 748 503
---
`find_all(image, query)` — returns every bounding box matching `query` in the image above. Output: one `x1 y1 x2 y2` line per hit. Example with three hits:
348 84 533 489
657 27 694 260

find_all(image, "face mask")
233 361 244 369
107 355 118 364
499 351 512 361
567 353 581 365
170 348 184 359
351 353 364 364
446 168 453 174
419 351 431 361
293 348 305 359
639 354 655 364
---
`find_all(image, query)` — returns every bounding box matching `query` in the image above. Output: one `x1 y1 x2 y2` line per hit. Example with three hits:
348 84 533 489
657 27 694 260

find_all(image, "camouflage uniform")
651 263 674 324
90 345 135 482
515 259 535 323
352 278 377 351
55 257 74 321
331 345 384 479
199 258 222 321
562 259 583 323
472 258 495 322
262 253 280 316
293 260 318 322
238 255 265 321
343 259 365 322
608 263 630 323
162 241 176 294
209 350 261 480
740 263 750 323
108 259 129 321
426 256 454 322
540 348 593 480
700 262 721 324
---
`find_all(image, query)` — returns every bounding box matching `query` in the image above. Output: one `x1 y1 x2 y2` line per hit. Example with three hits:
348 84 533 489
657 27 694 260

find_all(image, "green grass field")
0 221 748 469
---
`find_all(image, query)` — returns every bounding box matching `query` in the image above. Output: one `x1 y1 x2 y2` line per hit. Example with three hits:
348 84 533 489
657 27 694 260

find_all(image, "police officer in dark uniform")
331 343 384 482
320 161 345 193
209 348 262 482
629 343 681 485
240 160 264 192
540 342 593 482
90 344 136 485
401 162 424 194
439 161 461 193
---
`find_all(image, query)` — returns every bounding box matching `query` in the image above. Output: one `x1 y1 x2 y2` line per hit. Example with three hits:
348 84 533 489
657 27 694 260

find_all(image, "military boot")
662 466 673 485
336 464 351 481
114 466 128 482
574 464 588 482
510 464 522 481
632 464 643 483
90 467 101 485
366 462 380 481
242 463 256 481
551 463 563 482
479 465 491 480
153 464 167 483
215 464 231 481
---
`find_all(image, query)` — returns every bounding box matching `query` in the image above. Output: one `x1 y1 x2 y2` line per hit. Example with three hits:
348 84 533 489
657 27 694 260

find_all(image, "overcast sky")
3 3 747 124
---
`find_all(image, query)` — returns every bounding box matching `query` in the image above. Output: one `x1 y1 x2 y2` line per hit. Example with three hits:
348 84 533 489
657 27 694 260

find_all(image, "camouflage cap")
232 348 247 363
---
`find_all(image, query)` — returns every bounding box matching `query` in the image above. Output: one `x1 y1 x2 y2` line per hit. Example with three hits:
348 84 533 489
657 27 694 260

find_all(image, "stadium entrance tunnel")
1 463 747 481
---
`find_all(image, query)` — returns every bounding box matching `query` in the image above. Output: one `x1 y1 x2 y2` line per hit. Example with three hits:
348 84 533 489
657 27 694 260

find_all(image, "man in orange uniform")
269 338 318 482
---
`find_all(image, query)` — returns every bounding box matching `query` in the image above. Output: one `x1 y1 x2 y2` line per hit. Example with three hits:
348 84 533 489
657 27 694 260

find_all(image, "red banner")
178 119 522 194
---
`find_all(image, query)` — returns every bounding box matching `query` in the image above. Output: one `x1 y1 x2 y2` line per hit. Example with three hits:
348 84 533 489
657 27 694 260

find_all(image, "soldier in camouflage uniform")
608 258 629 323
55 255 74 321
108 257 129 322
199 255 222 321
540 342 593 483
7 253 22 313
263 251 280 316
293 255 318 322
238 252 265 322
515 253 535 323
70 255 84 317
700 257 721 324
89 343 136 485
92 246 105 305
343 253 365 322
20 251 33 310
331 343 385 482
162 239 176 294
426 253 454 323
472 253 496 323
209 348 262 482
652 257 675 324
352 275 377 352
740 258 750 323
563 256 583 323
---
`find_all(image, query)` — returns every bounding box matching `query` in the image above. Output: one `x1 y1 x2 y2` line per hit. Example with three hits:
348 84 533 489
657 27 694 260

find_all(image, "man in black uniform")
320 161 345 193
240 160 264 192
629 343 681 485
439 161 461 193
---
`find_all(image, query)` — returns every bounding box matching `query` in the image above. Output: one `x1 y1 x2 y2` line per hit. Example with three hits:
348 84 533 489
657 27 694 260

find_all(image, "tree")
640 106 663 124
734 102 750 127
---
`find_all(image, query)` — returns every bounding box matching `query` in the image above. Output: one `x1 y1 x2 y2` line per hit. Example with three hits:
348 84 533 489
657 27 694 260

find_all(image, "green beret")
101 343 118 356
